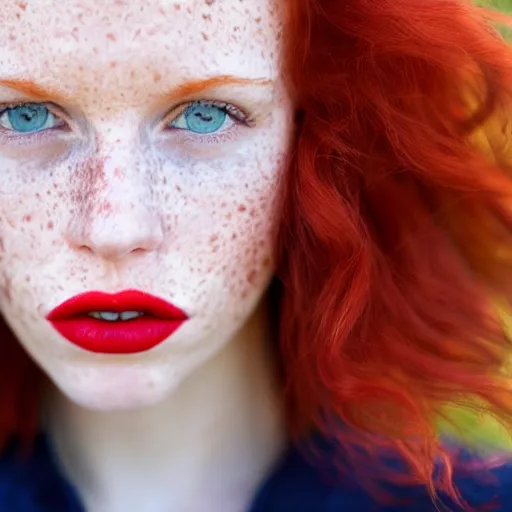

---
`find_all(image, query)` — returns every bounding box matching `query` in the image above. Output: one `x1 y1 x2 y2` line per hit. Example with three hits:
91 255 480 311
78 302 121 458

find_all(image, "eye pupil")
194 113 213 122
185 104 226 134
7 104 49 133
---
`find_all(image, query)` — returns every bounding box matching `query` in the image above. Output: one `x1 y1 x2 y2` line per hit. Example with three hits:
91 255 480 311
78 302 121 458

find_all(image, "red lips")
47 290 188 354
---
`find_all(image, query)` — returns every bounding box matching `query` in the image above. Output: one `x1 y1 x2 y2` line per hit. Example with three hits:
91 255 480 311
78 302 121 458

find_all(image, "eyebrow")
0 78 65 101
170 75 273 97
0 75 273 102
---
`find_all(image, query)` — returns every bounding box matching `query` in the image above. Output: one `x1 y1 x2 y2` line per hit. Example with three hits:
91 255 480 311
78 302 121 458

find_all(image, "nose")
66 156 164 263
78 204 164 261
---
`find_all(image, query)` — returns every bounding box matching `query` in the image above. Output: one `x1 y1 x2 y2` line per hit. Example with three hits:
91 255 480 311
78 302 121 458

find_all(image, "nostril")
77 245 94 254
129 247 149 256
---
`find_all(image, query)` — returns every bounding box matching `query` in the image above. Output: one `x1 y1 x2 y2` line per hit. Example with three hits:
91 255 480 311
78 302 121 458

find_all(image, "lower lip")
51 317 185 354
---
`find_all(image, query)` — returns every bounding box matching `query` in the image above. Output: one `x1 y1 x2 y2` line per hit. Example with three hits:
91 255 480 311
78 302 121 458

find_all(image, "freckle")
205 0 215 5
247 270 258 284
1 274 12 303
16 1 27 10
238 205 247 213
201 32 209 41
109 61 117 68
22 215 32 223
97 202 113 214
255 17 261 23
202 13 212 21
47 221 54 230
209 234 218 243
153 71 162 82
174 2 181 9
106 33 116 41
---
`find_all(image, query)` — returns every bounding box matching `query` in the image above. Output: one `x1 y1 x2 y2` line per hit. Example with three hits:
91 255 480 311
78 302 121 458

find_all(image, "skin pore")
0 1 294 511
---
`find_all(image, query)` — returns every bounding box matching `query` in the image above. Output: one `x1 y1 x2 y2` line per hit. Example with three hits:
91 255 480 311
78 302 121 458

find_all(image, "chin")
49 361 182 411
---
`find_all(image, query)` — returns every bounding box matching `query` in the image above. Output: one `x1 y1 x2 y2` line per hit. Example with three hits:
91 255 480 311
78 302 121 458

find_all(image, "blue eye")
0 104 58 134
170 101 229 134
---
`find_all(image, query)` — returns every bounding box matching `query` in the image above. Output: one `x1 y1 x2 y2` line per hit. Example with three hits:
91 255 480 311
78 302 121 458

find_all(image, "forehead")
0 0 283 96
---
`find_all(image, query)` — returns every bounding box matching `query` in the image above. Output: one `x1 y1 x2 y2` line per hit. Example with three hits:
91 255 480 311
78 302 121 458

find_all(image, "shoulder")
0 435 83 512
251 445 512 512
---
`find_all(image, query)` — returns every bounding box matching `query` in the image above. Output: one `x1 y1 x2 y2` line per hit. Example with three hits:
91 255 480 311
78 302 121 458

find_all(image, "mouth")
46 290 189 354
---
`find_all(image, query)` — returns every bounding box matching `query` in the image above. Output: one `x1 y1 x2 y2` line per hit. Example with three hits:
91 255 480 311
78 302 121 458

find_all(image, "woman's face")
0 0 293 409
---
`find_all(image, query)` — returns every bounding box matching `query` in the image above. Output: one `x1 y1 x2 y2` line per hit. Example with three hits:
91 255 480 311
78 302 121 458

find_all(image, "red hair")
1 0 512 508
277 0 512 505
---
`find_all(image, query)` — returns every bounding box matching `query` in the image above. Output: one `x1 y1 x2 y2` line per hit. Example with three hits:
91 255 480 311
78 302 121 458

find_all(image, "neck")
44 301 285 512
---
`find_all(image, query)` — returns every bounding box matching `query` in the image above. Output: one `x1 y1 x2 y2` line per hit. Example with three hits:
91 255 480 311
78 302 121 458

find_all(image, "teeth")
88 311 143 321
99 311 120 321
120 311 141 321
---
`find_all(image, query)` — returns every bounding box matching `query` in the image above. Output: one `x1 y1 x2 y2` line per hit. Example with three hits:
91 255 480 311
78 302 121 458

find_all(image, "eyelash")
0 99 253 145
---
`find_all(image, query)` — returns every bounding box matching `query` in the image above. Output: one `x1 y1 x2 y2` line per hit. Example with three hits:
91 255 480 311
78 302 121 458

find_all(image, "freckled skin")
0 0 293 410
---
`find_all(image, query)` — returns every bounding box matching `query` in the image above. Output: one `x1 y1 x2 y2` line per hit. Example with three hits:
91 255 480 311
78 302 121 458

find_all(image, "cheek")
225 196 275 301
199 152 285 305
0 185 62 298
0 192 61 248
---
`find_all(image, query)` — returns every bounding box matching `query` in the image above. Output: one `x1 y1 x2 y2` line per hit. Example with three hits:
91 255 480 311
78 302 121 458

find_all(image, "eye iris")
7 104 49 133
184 104 226 134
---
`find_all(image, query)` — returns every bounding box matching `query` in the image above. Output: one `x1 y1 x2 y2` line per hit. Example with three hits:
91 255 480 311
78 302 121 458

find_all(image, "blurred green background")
479 0 512 13
476 0 512 38
477 0 512 14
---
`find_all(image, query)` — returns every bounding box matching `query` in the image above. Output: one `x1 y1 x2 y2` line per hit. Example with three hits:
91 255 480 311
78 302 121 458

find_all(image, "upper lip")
46 290 188 321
